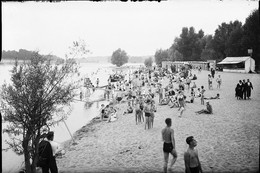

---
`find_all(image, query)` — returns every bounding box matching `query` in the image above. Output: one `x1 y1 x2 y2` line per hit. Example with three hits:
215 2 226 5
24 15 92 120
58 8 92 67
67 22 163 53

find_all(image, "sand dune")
57 70 260 173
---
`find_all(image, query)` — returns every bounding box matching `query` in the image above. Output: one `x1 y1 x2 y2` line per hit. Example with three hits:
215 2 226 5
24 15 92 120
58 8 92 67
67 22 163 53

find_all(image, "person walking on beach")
246 79 253 99
177 91 185 117
242 79 247 100
162 118 177 173
235 80 243 99
184 136 203 173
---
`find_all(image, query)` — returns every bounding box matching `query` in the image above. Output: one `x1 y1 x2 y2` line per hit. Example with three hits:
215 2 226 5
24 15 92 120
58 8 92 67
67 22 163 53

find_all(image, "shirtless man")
184 136 203 173
162 118 177 173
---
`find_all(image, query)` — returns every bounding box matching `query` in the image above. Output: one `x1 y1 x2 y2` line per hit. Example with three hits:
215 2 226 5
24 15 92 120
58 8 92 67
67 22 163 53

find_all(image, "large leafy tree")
154 49 170 67
211 20 243 60
1 51 80 173
242 9 260 70
144 57 153 67
111 48 129 67
173 27 205 61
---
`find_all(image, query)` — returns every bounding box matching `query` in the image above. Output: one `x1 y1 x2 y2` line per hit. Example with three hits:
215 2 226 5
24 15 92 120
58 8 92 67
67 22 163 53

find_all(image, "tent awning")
217 61 244 65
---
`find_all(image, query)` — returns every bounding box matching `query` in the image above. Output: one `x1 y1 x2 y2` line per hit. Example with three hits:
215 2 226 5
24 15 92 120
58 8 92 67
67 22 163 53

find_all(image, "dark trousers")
42 156 58 173
247 89 251 98
243 90 247 100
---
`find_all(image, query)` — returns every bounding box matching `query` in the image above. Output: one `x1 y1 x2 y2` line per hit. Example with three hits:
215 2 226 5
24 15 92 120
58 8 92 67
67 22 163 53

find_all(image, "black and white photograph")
1 0 259 173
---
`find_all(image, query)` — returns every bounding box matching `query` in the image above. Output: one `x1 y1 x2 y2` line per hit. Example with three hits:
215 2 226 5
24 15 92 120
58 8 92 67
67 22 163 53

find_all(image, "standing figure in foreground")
38 131 59 173
184 136 203 173
162 118 177 173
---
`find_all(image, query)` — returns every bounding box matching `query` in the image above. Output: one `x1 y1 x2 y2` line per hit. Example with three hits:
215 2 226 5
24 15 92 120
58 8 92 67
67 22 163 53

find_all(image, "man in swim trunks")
184 136 203 173
162 118 177 173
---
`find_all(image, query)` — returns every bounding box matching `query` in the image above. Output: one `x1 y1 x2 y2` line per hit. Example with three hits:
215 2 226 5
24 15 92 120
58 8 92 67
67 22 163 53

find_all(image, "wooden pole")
62 119 76 144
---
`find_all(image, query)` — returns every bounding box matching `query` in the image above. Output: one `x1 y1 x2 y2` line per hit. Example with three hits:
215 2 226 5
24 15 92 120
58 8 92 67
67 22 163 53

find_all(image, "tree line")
154 9 259 70
1 49 62 62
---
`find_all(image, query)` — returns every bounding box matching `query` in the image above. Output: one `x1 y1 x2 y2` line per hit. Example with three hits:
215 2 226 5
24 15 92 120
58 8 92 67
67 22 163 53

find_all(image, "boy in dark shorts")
161 118 177 173
184 136 203 173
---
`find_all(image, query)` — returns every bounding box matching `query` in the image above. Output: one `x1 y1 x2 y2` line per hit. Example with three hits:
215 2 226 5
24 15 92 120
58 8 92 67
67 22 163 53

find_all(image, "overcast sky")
2 0 258 58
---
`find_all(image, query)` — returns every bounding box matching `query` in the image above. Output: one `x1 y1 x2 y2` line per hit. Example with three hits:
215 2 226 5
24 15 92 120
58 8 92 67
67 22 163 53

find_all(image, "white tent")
217 56 255 73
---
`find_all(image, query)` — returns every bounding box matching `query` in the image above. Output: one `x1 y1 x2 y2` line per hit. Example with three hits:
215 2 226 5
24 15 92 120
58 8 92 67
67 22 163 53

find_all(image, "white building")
217 56 255 73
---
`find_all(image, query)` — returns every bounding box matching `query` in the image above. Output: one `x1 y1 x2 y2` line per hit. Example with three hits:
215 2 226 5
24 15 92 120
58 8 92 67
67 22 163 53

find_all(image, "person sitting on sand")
115 89 124 104
103 105 110 119
195 101 213 114
169 96 179 108
204 93 220 100
159 97 170 106
192 74 197 80
184 136 203 173
195 88 201 98
190 82 197 89
99 104 105 120
124 101 133 115
107 106 118 123
186 88 195 103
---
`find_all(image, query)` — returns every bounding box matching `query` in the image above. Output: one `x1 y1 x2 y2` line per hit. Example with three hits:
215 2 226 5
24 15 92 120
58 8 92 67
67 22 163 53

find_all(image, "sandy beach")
57 70 260 173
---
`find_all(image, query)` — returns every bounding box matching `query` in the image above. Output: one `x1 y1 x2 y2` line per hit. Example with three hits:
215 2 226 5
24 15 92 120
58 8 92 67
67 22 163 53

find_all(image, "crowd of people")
47 63 253 173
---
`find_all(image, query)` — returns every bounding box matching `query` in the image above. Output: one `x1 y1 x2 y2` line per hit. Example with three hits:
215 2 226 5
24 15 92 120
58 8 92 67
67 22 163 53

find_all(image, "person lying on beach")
204 93 220 100
195 101 213 114
124 102 133 115
184 136 203 173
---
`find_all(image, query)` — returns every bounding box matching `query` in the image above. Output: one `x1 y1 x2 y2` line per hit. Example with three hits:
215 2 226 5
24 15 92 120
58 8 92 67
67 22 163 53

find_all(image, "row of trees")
155 9 259 70
1 49 62 62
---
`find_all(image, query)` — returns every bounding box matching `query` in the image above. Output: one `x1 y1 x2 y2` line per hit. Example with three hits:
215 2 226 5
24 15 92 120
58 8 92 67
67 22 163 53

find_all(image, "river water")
1 62 142 173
